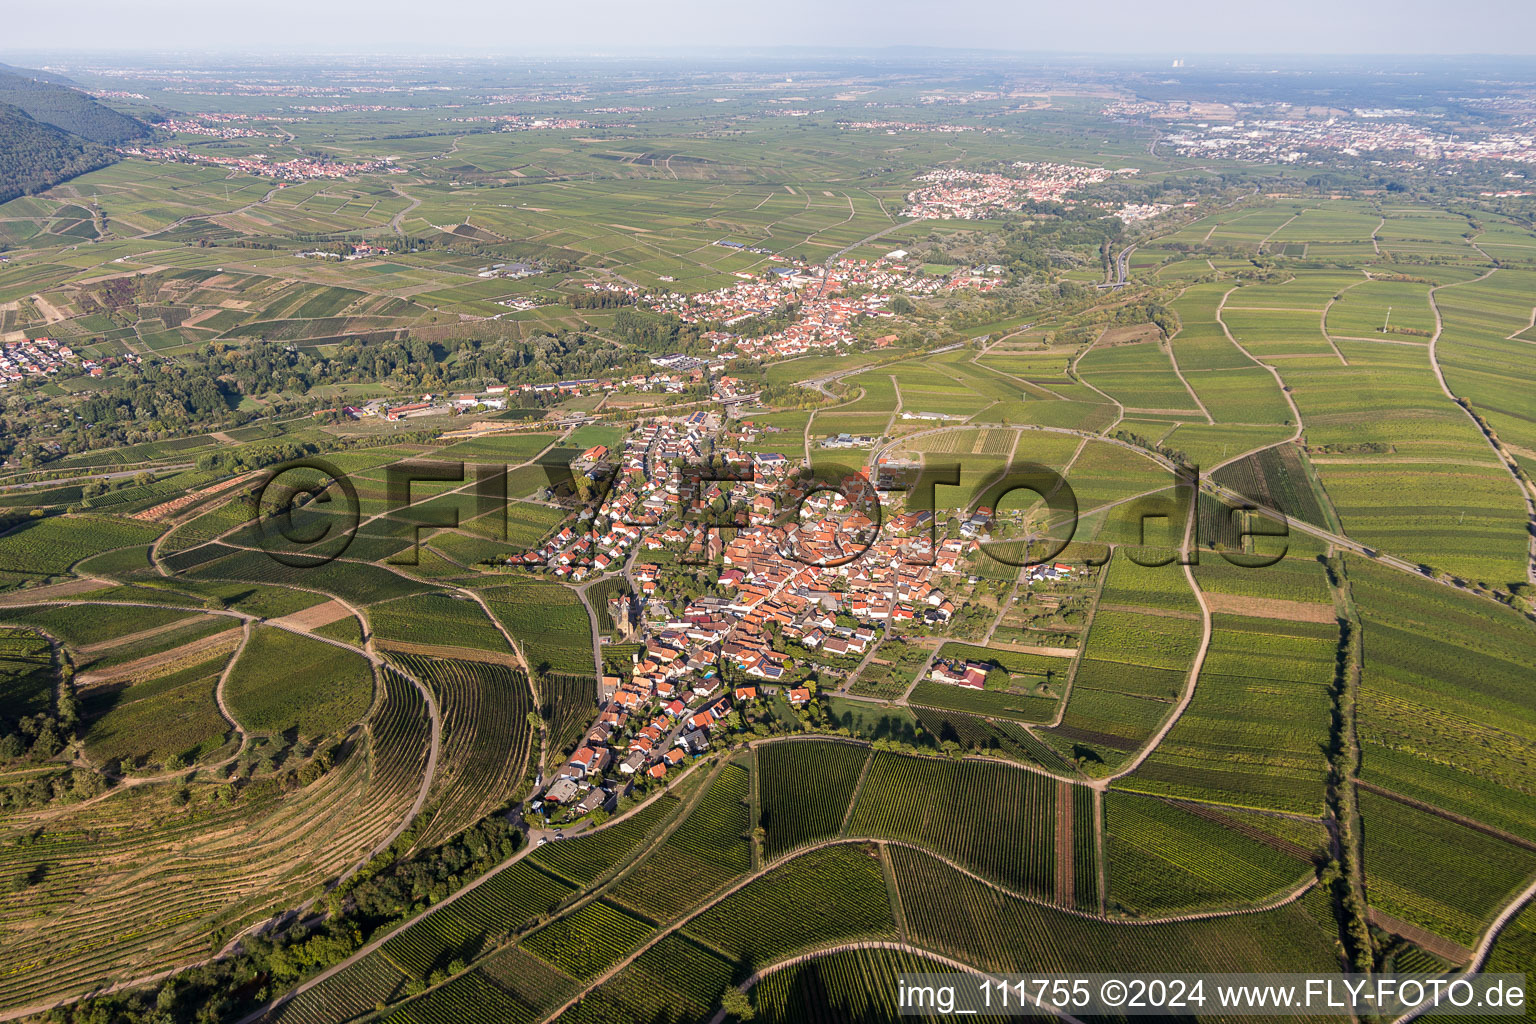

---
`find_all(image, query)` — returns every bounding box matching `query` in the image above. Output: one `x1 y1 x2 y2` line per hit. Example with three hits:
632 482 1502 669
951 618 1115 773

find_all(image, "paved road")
389 187 422 234
1096 243 1135 289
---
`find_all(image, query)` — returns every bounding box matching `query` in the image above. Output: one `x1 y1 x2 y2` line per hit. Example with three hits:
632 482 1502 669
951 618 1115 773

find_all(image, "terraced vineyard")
263 793 700 1024
0 664 430 1010
388 654 535 848
538 671 599 767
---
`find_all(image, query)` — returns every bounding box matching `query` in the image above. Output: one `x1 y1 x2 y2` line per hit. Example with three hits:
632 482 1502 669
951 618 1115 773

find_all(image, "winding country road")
388 186 422 234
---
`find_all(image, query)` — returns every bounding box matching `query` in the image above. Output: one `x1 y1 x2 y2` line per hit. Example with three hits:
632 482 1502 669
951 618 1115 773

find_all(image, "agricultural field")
892 844 1342 973
530 794 684 888
1325 278 1436 338
520 898 655 979
845 750 1062 896
907 679 1057 722
609 760 752 920
1103 792 1316 914
1220 306 1339 361
1348 557 1536 843
1308 456 1528 587
1358 790 1536 951
683 842 897 963
371 592 514 656
480 580 594 676
0 602 209 658
1061 440 1179 518
1481 899 1536 994
0 515 162 586
80 652 235 768
846 637 933 699
1120 615 1336 814
531 934 729 1024
1432 268 1536 454
0 627 56 720
1077 330 1203 413
749 945 1010 1024
1044 573 1202 772
537 671 599 767
377 858 577 984
185 546 438 603
757 739 870 858
1210 442 1330 530
223 626 376 737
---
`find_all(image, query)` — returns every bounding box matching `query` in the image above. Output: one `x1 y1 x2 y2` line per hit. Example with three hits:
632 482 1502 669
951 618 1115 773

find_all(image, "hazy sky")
5 0 1536 56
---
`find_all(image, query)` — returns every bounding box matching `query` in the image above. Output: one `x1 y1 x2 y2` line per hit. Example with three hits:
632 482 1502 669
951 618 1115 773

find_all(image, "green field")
223 626 375 737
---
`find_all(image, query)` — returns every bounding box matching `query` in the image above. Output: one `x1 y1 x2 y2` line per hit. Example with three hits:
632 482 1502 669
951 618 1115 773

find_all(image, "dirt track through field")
1366 908 1472 963
72 614 208 656
0 577 106 606
75 627 243 686
373 638 519 666
270 599 353 632
984 641 1078 658
1054 778 1074 906
1200 593 1337 623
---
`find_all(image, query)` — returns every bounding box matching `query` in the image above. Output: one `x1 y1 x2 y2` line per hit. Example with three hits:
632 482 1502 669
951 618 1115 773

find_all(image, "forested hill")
0 102 116 205
0 61 75 85
0 66 144 144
